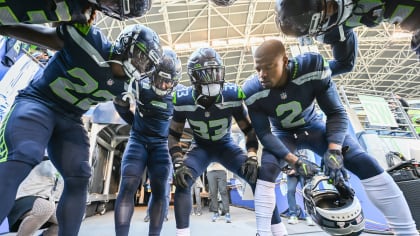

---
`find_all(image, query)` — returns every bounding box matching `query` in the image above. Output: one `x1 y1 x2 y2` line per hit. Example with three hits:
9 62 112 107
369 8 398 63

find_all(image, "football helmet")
90 0 152 20
187 47 225 97
302 175 365 236
210 0 237 7
151 48 182 96
115 24 162 81
274 0 354 37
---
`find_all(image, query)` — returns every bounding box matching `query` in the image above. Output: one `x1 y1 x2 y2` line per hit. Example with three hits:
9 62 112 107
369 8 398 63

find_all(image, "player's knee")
121 163 141 177
63 161 91 183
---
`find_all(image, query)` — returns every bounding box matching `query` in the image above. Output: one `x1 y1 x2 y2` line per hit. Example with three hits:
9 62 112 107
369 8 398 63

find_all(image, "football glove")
323 149 348 185
241 152 258 185
173 155 193 189
335 179 355 200
293 156 319 178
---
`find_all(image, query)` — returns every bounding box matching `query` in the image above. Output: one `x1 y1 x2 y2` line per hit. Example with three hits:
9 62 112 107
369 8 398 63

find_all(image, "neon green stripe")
0 105 14 163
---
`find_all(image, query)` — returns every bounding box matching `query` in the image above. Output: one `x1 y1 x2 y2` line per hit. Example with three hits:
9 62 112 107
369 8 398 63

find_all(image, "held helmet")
210 0 237 7
187 47 225 97
302 175 365 236
90 0 152 20
151 48 182 96
274 0 354 37
115 24 162 81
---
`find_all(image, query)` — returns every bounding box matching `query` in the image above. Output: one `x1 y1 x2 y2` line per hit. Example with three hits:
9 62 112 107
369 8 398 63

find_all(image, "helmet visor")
154 71 177 89
190 66 225 85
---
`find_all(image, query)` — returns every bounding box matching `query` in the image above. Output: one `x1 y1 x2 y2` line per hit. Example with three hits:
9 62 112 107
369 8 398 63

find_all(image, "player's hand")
173 156 193 189
113 96 130 107
323 149 348 185
335 179 355 199
241 152 258 185
293 156 319 178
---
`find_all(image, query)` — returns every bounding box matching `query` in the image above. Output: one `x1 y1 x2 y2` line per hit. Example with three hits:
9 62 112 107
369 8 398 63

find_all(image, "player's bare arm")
0 24 63 51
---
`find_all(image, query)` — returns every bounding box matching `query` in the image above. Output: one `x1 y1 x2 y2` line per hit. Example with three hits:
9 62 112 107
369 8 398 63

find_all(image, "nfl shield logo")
107 79 114 86
280 92 287 100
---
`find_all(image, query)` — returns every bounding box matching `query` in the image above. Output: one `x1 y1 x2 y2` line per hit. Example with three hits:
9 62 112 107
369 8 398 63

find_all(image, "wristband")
247 152 257 158
169 146 183 157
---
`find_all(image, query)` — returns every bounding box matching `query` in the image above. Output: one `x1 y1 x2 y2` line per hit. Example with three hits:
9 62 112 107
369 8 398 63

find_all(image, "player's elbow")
329 60 354 76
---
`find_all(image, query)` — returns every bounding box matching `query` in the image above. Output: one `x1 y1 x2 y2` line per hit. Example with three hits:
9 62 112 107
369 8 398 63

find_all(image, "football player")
113 48 182 236
242 39 418 236
0 23 162 236
168 47 287 236
0 0 151 24
275 0 420 74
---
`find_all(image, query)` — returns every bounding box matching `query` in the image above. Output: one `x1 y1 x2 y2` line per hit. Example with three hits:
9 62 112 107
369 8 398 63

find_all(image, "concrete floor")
4 205 391 236
79 205 331 236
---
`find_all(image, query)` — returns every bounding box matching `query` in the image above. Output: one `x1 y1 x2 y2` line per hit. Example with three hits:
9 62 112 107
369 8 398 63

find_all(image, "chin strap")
338 25 345 42
152 85 169 96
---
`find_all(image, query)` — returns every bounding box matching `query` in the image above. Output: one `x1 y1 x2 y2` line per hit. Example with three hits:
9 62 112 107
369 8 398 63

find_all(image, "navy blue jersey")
17 23 127 118
242 53 348 158
172 82 248 145
130 79 175 141
0 0 88 25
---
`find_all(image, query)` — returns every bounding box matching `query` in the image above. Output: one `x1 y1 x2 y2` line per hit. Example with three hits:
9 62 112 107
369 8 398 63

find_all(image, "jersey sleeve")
242 74 291 159
317 27 357 77
313 57 349 146
224 83 248 122
171 89 188 123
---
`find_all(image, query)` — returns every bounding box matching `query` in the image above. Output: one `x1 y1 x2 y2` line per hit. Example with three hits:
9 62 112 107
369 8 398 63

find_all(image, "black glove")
323 149 348 185
335 179 355 200
293 156 319 178
173 155 193 189
241 152 258 185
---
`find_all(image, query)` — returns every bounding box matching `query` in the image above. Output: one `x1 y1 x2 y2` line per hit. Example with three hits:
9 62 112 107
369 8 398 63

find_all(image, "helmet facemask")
275 0 353 38
115 24 162 102
122 44 159 82
189 63 225 97
150 49 182 97
151 70 178 96
116 26 161 82
187 48 225 108
91 0 152 20
316 0 354 36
